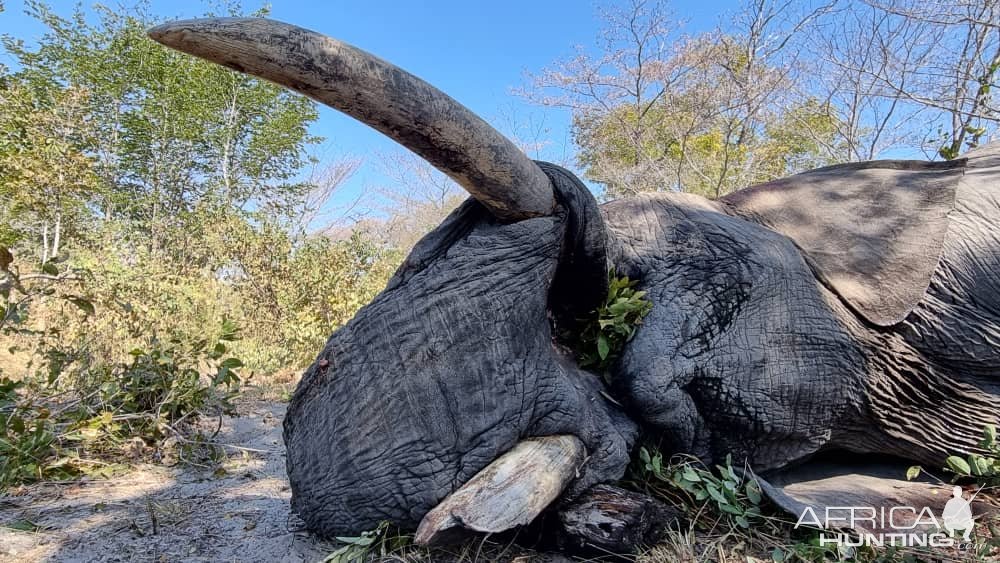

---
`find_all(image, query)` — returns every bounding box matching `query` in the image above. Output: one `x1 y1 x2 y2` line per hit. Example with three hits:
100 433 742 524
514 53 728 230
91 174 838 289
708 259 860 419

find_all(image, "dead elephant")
150 17 1000 546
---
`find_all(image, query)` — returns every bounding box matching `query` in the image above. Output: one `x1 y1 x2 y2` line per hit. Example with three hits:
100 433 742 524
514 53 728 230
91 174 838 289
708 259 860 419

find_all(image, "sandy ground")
0 401 337 563
5 400 994 563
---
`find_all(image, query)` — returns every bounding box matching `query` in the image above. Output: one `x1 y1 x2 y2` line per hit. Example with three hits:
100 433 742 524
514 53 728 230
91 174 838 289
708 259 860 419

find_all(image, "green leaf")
3 519 41 532
745 480 762 504
970 454 991 476
706 482 727 504
353 535 376 547
682 467 702 482
906 465 921 481
41 262 58 276
597 333 610 360
719 502 742 514
983 424 996 448
946 455 972 475
220 318 240 340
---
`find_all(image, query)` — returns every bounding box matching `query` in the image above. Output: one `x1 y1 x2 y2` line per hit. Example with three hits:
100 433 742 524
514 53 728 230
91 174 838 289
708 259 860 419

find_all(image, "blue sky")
2 0 739 223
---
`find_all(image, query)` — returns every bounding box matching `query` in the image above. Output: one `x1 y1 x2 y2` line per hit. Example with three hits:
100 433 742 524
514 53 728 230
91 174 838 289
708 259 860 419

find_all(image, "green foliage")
0 245 94 336
0 0 401 382
0 318 243 489
570 38 847 199
945 424 1000 486
99 319 242 430
0 81 101 258
322 521 412 563
574 271 652 373
634 446 764 530
2 1 320 232
212 222 400 372
0 377 67 486
0 245 245 488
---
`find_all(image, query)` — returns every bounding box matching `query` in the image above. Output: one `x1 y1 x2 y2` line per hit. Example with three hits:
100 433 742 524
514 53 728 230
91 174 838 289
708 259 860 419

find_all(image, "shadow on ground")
0 401 336 562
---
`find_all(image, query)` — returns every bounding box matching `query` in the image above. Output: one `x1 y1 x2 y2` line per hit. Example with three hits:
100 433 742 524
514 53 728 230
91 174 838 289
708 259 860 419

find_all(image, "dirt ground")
0 401 338 563
3 399 995 563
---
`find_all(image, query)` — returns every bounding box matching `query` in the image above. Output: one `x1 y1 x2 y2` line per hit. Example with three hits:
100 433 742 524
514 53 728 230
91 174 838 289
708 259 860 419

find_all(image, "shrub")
0 249 245 488
0 377 68 485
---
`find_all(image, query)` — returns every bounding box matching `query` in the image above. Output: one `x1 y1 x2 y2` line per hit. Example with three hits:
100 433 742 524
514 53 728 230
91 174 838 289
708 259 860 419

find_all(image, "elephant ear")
722 160 965 326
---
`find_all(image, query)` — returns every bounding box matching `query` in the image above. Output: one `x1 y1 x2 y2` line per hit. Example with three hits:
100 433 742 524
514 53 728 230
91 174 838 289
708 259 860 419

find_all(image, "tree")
0 81 100 260
794 0 999 161
0 2 339 376
361 150 465 252
2 1 321 259
864 0 1000 158
527 0 840 198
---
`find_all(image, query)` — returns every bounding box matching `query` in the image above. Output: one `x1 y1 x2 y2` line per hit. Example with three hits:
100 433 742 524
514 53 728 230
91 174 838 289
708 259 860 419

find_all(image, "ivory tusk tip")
147 18 239 48
146 23 172 42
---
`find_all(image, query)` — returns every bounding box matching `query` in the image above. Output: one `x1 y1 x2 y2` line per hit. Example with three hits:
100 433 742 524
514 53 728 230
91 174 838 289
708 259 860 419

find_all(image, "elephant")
149 18 1000 543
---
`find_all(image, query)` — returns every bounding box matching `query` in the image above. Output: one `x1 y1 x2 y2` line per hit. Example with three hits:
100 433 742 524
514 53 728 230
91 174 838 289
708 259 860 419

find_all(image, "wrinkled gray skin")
286 147 1000 537
284 164 636 536
609 145 1000 472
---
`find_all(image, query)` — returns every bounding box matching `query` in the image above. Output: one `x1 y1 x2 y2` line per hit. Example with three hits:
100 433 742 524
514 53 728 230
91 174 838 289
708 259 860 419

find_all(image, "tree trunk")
52 210 62 259
41 222 49 264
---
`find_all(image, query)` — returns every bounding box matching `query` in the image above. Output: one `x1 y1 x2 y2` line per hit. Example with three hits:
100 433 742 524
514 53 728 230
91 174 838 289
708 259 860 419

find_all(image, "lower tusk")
414 435 585 546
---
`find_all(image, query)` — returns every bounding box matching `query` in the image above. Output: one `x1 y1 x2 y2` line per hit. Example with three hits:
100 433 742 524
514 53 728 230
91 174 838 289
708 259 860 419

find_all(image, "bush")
0 216 405 488
1 245 249 488
0 377 68 485
0 320 244 489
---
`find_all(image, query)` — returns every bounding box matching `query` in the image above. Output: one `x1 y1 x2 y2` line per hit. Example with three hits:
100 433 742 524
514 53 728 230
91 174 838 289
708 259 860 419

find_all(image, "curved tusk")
148 17 554 221
414 435 585 546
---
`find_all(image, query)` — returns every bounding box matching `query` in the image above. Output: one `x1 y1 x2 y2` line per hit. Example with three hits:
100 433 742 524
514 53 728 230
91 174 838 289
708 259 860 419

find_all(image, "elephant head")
150 18 1000 542
148 18 638 537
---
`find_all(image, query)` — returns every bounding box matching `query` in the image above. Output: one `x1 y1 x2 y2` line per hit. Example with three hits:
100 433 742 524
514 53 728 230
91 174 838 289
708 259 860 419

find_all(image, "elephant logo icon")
941 486 974 540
